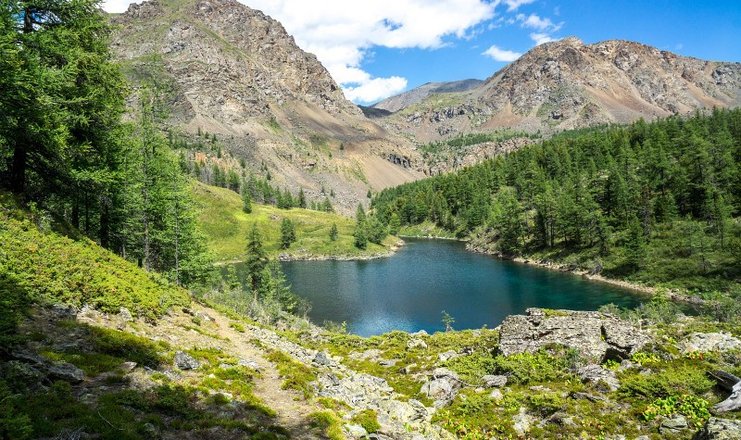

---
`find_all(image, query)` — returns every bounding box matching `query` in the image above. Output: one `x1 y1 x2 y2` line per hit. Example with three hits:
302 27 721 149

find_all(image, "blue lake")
274 238 646 336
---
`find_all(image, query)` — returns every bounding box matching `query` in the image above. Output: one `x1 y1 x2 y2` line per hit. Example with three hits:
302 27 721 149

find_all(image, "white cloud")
516 13 562 32
344 76 408 103
482 44 522 62
503 0 535 11
103 0 142 13
244 0 497 103
530 32 558 45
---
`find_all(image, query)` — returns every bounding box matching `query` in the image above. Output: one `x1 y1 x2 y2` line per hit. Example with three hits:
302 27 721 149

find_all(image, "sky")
103 0 741 105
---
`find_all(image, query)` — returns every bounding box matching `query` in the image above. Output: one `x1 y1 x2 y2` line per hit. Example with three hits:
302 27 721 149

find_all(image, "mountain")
377 37 741 143
111 0 421 212
371 79 484 113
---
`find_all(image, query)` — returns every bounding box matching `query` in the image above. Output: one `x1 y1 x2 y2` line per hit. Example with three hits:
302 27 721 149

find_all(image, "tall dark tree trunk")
99 194 110 249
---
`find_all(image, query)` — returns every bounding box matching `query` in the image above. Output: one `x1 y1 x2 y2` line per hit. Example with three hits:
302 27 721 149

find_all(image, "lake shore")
214 239 405 264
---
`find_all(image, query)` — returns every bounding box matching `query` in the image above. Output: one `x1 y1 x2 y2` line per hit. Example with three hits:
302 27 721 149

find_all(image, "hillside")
111 0 422 213
1 195 740 440
191 181 399 262
377 37 741 147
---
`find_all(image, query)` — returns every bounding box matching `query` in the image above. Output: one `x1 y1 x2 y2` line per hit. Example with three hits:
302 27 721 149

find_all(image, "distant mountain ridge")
371 79 484 113
376 37 741 143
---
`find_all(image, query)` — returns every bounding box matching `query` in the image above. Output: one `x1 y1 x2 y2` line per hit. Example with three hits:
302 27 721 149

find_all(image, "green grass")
191 181 395 262
265 350 317 399
0 194 190 320
398 221 457 239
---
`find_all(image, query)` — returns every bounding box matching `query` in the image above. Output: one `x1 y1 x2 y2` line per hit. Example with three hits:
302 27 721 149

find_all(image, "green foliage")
642 394 710 428
0 269 30 349
309 411 345 440
351 409 381 433
492 351 570 384
265 350 317 399
329 222 339 241
242 189 252 213
87 325 167 368
619 360 714 399
0 196 190 319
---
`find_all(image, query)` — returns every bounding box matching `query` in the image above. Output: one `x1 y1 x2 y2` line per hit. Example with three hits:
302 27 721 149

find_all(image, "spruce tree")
245 224 268 297
329 223 339 241
280 218 296 249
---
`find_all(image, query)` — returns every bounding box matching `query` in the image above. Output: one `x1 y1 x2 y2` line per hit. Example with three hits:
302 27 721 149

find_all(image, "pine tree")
624 215 646 271
388 213 401 236
245 224 268 298
280 218 296 249
488 187 523 255
298 188 307 208
329 223 338 241
242 188 252 214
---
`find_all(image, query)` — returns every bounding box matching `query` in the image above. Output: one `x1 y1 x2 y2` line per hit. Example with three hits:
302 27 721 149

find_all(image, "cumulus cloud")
503 0 536 11
482 44 522 62
245 0 496 103
530 32 558 45
102 0 141 13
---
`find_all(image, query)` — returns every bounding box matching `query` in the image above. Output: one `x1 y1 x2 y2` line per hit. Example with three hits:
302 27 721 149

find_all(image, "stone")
545 411 576 427
407 338 428 350
432 368 459 381
577 364 620 391
481 374 508 388
47 362 85 383
410 330 429 337
174 351 200 370
345 424 368 438
379 359 398 367
118 307 133 322
512 407 534 437
438 350 459 363
119 361 138 373
683 333 741 354
237 359 261 371
693 418 741 440
660 415 688 434
498 308 651 362
313 351 332 366
489 389 503 401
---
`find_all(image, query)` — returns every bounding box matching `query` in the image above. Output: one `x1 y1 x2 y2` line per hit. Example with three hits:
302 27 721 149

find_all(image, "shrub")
642 394 710 428
352 409 380 433
492 351 570 384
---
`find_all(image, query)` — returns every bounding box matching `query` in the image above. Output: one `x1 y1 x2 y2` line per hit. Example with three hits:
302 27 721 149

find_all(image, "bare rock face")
498 308 651 362
378 37 741 151
111 0 421 212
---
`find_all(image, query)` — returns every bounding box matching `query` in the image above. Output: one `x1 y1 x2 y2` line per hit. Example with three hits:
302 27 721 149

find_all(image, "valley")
0 0 739 439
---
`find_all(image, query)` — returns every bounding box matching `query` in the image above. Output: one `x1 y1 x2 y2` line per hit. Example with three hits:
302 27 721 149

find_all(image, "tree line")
373 109 740 288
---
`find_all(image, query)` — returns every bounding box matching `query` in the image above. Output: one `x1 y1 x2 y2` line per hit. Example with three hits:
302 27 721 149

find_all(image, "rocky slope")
379 37 741 144
371 79 484 113
111 0 422 213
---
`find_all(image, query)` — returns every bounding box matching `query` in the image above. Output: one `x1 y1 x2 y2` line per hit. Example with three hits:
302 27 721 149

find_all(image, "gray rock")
407 338 428 350
237 359 261 370
118 307 133 322
379 358 398 367
313 351 332 366
489 388 503 401
683 333 741 354
438 350 459 363
432 368 459 381
420 378 458 404
481 374 508 388
47 362 85 383
174 351 200 370
345 424 368 438
660 415 688 434
512 407 534 437
693 418 741 440
498 308 651 362
119 361 138 373
577 364 620 391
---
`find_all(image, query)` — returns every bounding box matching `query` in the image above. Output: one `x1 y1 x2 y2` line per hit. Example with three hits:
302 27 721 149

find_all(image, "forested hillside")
373 110 741 293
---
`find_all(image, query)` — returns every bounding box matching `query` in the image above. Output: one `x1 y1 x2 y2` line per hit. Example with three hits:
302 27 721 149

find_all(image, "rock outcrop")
498 308 651 362
682 332 741 354
693 418 741 440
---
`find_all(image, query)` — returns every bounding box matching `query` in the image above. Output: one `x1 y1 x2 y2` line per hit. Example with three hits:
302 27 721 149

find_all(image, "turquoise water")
236 239 646 336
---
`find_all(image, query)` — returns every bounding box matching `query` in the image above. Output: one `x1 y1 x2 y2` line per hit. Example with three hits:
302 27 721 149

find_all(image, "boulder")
489 388 503 401
481 374 508 388
345 424 368 438
438 350 459 363
407 338 428 350
498 308 651 362
238 359 261 370
47 362 85 383
577 364 620 391
174 351 200 370
693 417 741 440
660 415 688 435
420 378 456 402
118 307 133 322
313 351 332 366
683 333 741 354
